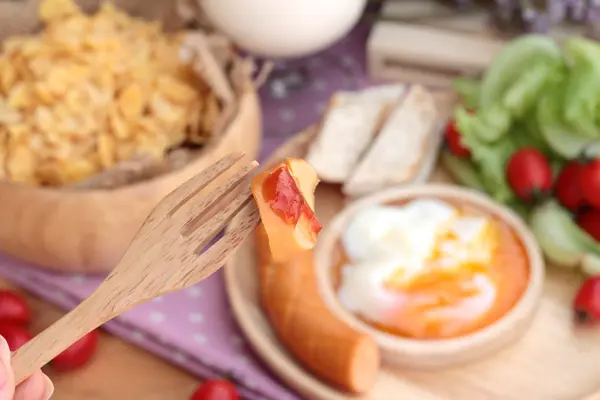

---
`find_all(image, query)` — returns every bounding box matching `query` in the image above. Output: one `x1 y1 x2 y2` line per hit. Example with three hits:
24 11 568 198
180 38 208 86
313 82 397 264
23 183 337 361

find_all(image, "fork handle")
11 295 104 385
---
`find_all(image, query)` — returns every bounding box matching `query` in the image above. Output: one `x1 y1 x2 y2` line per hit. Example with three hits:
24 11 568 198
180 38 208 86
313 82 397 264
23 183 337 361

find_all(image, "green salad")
442 35 600 275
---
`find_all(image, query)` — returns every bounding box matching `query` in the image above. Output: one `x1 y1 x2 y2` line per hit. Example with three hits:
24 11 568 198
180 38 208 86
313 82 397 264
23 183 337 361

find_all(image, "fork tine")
178 202 261 287
179 160 258 232
164 152 246 217
180 181 254 251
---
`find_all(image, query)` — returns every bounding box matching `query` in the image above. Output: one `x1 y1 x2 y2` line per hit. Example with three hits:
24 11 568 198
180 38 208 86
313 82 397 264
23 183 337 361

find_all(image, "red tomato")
0 324 32 351
0 290 30 326
577 211 600 242
579 159 600 209
190 380 239 400
51 329 99 372
555 161 587 211
505 148 553 202
444 119 471 158
573 276 600 323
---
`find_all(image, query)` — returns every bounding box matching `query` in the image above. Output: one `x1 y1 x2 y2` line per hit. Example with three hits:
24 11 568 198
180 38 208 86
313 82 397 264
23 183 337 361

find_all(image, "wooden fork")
11 152 261 385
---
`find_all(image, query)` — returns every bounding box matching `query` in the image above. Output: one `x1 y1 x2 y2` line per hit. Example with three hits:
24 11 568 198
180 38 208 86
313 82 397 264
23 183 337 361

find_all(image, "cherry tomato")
444 119 471 158
190 379 239 400
506 148 553 203
555 161 587 211
0 290 30 326
0 324 32 351
51 329 99 372
579 159 600 209
577 211 600 242
574 276 600 323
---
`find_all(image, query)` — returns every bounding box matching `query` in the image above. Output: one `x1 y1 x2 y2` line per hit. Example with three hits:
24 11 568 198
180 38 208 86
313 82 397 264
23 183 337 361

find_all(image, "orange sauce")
332 202 530 340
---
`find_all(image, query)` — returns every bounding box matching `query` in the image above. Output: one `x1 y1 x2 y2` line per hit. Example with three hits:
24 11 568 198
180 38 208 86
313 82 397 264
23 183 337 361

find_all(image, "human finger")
0 336 15 400
14 370 53 400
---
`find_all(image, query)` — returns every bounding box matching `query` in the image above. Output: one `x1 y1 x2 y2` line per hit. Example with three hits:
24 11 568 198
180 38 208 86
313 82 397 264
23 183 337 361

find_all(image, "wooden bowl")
314 184 545 369
226 128 600 400
0 0 263 273
0 90 261 273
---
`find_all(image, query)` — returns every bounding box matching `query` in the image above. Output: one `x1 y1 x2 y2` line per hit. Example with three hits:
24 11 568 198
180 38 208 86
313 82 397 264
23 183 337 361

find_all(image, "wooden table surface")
0 278 200 400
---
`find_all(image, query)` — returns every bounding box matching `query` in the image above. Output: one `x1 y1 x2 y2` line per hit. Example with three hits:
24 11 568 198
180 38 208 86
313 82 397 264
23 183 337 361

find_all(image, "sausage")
255 224 380 394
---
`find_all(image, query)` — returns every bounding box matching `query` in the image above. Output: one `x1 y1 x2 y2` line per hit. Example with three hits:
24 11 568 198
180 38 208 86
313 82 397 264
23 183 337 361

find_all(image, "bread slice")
342 85 439 197
305 84 405 183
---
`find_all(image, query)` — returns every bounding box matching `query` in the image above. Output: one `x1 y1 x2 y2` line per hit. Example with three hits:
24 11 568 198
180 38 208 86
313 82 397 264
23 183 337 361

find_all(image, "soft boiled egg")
337 198 499 338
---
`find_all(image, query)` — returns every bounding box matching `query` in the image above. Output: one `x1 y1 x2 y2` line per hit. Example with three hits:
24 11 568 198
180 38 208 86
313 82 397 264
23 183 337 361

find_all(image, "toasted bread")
305 84 405 183
342 85 439 197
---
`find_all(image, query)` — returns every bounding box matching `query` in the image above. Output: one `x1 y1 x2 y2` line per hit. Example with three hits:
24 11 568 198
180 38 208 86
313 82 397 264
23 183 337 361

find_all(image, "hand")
0 337 53 400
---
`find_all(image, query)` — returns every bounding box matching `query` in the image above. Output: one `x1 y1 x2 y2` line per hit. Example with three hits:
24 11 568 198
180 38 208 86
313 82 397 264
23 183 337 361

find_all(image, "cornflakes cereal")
0 0 216 186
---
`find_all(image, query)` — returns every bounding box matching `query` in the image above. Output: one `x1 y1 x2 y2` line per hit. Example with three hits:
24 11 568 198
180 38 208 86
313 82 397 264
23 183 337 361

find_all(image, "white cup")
200 0 367 58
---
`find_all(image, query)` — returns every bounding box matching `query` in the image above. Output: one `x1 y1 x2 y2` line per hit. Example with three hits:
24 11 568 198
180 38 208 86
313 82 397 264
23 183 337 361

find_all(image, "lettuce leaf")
452 77 480 110
562 37 600 138
455 104 511 143
536 77 598 159
563 63 600 138
440 150 485 192
563 36 600 67
502 62 554 118
455 107 515 203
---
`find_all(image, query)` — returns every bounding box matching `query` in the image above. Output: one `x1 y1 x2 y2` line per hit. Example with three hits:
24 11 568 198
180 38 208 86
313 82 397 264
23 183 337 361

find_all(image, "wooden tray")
225 128 600 400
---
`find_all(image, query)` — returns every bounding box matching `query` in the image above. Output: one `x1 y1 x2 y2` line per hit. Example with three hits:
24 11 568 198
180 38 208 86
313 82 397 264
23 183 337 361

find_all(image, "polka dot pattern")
193 333 207 345
149 311 166 324
0 23 371 400
186 286 203 298
189 312 204 324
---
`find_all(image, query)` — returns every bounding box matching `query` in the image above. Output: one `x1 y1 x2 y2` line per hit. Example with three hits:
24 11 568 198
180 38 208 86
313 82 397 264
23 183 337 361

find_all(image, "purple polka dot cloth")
0 24 370 400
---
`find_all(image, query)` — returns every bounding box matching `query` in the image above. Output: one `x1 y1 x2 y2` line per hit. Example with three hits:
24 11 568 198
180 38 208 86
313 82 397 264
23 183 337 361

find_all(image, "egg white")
337 198 496 325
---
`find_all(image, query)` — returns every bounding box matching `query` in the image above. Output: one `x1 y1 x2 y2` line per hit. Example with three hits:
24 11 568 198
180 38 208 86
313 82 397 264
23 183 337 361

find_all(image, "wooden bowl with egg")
314 184 545 369
0 0 261 273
